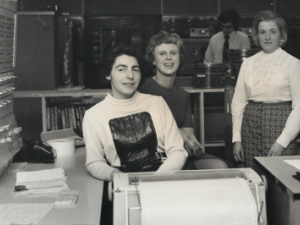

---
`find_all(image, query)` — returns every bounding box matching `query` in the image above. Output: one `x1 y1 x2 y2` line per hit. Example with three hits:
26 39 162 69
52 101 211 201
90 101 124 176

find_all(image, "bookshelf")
13 89 108 133
14 88 233 153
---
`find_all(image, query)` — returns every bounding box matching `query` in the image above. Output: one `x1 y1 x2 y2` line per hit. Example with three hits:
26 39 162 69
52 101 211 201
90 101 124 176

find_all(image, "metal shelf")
14 87 233 153
205 142 225 147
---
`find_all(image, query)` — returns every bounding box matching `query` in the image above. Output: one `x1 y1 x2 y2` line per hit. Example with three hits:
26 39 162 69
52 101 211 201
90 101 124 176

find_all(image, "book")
64 107 70 128
61 108 66 129
67 107 73 129
78 105 83 126
74 106 82 132
57 108 63 130
70 105 77 129
50 107 55 131
54 106 58 130
46 107 51 131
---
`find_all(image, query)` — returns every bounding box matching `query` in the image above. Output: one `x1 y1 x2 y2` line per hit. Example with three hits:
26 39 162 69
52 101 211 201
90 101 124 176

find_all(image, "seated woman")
139 30 229 169
83 45 188 182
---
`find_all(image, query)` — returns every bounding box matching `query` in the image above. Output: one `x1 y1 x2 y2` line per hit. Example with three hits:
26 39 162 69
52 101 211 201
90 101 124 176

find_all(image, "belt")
248 100 292 104
155 152 167 160
117 151 167 172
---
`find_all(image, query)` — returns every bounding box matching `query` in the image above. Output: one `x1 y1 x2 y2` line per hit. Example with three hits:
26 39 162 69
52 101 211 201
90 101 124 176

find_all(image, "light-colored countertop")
0 147 104 225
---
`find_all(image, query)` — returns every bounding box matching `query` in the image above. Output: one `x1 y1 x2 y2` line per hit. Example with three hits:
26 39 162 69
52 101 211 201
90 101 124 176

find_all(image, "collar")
224 30 237 39
259 47 284 66
106 91 140 106
252 47 284 89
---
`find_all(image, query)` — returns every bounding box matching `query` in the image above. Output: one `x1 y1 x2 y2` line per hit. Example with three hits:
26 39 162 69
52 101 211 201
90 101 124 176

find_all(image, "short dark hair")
218 9 240 30
252 10 288 47
210 19 221 32
146 30 186 74
100 45 146 86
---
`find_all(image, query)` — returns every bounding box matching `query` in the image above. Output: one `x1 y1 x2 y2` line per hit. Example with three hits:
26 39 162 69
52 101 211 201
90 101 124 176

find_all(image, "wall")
15 0 300 16
17 0 83 15
13 0 300 143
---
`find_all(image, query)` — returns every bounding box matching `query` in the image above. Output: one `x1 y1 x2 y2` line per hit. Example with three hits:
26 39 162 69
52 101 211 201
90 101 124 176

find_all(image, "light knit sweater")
232 48 300 147
83 91 188 181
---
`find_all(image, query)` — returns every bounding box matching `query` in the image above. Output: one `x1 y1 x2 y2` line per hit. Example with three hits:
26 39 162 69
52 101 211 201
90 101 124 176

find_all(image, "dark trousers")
183 153 231 170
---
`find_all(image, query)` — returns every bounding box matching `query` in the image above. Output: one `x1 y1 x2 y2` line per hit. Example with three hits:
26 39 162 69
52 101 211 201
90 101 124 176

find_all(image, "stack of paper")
284 160 300 170
139 178 258 225
0 203 54 225
14 168 69 195
55 190 79 206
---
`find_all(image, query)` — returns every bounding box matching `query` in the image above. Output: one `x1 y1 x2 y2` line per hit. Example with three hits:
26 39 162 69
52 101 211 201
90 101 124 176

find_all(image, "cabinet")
219 0 274 15
84 16 161 88
13 89 108 140
92 27 104 64
16 0 83 15
185 86 234 157
162 0 218 15
0 3 23 177
275 0 300 15
84 0 161 16
190 88 227 155
14 12 59 90
15 12 85 90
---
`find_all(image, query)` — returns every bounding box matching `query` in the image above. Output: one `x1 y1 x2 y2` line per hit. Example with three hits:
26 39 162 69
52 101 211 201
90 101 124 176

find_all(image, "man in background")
204 9 250 63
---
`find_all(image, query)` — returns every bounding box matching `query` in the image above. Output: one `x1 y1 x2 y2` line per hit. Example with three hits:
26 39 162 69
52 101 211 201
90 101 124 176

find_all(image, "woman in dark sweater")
139 30 229 169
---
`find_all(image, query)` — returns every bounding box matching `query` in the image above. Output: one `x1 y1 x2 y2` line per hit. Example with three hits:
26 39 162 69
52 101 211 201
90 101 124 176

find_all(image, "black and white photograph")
1 1 300 225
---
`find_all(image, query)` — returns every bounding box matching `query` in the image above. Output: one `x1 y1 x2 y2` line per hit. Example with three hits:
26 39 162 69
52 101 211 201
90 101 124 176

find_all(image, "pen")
14 185 28 192
34 145 51 154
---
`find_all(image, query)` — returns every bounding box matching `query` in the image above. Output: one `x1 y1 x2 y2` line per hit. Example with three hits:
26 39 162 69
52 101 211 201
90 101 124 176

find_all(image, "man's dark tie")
223 35 230 63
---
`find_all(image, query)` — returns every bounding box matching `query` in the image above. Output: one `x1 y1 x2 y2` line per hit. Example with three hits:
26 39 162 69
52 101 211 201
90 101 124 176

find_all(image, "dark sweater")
139 77 193 128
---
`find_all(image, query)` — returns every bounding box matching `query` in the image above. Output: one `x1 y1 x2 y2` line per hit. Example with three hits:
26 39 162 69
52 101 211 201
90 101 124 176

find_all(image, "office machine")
113 169 267 225
193 63 226 88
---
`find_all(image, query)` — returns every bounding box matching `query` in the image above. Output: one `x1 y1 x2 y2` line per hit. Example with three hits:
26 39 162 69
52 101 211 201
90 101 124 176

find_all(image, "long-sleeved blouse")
232 48 300 147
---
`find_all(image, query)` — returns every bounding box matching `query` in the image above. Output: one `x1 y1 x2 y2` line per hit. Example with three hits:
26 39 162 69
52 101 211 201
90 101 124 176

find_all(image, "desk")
0 147 104 225
254 156 300 225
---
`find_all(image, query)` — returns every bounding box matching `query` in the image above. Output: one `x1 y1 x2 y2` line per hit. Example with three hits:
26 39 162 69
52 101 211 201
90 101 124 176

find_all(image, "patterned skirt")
238 101 297 168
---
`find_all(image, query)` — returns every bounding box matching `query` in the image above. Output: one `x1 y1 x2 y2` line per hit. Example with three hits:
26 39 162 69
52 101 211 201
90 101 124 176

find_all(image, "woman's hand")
233 142 245 162
267 142 284 156
179 128 204 158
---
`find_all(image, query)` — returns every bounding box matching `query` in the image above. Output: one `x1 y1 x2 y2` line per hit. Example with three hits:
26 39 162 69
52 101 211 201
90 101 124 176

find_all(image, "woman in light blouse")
231 10 300 168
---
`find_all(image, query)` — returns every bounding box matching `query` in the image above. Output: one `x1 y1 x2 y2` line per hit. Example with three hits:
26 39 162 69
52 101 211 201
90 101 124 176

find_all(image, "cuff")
276 133 290 148
109 169 119 182
232 132 241 143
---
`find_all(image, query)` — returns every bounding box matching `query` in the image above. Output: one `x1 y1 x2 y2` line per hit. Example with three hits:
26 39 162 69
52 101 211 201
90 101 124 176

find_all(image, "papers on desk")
139 178 258 225
0 203 54 225
284 160 300 170
55 190 79 206
14 167 69 196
